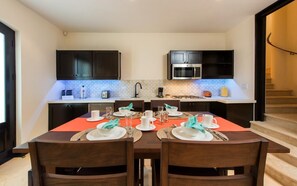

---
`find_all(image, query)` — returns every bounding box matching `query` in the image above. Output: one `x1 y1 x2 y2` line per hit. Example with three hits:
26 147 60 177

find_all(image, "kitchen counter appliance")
171 64 202 79
101 90 110 99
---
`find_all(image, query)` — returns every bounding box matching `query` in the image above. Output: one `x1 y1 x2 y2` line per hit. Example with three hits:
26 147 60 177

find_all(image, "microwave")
171 64 202 79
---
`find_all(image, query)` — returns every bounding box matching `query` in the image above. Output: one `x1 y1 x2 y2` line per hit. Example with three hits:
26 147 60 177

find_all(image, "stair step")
266 90 293 96
266 83 274 89
265 174 283 186
266 78 272 84
264 174 283 186
265 154 297 186
265 113 297 133
266 104 297 113
250 128 297 167
266 96 297 104
250 121 297 146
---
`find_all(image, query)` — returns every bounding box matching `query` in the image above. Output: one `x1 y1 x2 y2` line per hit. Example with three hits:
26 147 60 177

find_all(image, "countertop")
48 96 256 104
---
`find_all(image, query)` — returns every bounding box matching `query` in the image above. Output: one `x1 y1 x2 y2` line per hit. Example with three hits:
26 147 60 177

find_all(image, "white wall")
0 0 63 144
61 33 226 80
226 16 255 99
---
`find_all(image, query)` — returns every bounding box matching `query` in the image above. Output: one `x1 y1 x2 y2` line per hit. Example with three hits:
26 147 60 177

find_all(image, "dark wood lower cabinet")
210 102 254 128
180 102 210 112
48 103 88 130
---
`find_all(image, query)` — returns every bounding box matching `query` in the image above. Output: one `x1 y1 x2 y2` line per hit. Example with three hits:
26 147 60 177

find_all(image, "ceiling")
18 0 277 33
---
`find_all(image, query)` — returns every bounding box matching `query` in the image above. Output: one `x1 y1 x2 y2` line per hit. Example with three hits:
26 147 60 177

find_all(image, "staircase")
250 68 297 186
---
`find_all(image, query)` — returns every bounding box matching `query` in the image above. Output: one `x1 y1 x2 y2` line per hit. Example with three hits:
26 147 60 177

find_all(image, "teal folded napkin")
164 103 176 109
120 103 134 110
102 118 119 129
184 116 205 133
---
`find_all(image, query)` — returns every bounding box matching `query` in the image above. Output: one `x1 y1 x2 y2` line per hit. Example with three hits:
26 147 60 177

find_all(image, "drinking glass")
157 106 164 119
160 111 168 124
105 106 113 119
125 113 133 137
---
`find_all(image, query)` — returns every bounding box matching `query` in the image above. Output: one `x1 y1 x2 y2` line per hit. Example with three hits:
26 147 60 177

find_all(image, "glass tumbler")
105 106 113 119
125 113 133 137
160 111 168 124
157 106 164 119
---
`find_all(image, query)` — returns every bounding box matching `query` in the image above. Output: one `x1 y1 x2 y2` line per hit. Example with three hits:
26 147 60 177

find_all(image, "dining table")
14 111 289 186
13 111 290 156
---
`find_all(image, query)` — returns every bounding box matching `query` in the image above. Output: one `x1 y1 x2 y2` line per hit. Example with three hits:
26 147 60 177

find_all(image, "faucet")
134 82 142 98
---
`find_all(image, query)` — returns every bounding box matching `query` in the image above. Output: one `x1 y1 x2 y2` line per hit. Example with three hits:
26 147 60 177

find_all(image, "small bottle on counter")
80 85 86 99
220 86 229 97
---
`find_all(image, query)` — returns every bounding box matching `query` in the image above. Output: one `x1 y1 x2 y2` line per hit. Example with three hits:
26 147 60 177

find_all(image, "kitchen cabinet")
48 103 88 130
56 50 121 80
180 102 210 112
93 51 121 79
168 50 202 64
202 50 234 79
56 51 93 80
210 102 253 128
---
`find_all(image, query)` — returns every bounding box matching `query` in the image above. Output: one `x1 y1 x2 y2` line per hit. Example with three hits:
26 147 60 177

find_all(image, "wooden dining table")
13 112 290 156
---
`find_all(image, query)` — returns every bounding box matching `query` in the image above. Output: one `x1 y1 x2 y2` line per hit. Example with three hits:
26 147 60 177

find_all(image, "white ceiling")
18 0 277 33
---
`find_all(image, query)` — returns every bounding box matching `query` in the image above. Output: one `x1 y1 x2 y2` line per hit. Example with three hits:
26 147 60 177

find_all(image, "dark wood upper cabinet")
168 50 202 64
56 51 92 80
93 51 121 79
202 50 234 79
56 50 120 80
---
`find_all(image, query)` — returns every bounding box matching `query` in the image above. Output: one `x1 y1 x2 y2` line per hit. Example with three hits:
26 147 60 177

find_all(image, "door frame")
0 22 16 163
254 0 293 121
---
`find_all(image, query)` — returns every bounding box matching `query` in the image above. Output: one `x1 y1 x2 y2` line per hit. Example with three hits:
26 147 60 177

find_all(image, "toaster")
101 90 110 99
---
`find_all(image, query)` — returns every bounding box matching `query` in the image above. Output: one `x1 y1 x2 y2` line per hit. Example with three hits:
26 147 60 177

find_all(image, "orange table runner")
51 116 248 132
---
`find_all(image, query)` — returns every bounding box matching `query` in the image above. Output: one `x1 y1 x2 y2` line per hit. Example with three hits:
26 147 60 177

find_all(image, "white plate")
171 127 213 141
113 111 136 117
202 123 219 129
136 124 156 131
168 111 183 116
86 125 126 141
86 117 104 122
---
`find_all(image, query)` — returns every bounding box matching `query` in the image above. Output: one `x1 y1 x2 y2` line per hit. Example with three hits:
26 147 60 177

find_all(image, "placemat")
70 127 142 142
156 127 229 141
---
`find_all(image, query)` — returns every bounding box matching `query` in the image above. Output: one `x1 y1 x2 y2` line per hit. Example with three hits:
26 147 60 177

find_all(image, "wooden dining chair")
160 138 268 186
150 99 180 112
114 100 145 112
29 138 134 186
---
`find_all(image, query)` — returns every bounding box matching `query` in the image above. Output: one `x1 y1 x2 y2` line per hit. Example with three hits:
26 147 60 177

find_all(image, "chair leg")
134 159 145 186
28 170 33 186
151 159 160 186
140 159 144 186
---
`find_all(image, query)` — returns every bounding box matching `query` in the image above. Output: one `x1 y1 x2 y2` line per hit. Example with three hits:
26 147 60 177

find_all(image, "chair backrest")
29 138 134 186
114 100 145 112
161 138 268 186
150 100 180 112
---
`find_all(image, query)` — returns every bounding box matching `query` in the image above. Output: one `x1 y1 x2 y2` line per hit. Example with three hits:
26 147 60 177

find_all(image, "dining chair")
150 99 180 112
114 100 145 112
160 138 268 186
28 138 134 186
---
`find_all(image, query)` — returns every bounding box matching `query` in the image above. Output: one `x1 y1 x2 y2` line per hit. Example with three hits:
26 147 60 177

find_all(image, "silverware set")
206 129 228 141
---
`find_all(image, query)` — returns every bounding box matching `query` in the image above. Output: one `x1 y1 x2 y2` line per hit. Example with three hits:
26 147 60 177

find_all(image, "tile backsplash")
59 79 240 99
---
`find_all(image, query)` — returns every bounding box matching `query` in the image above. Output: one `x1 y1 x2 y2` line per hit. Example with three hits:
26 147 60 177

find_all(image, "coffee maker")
157 87 164 98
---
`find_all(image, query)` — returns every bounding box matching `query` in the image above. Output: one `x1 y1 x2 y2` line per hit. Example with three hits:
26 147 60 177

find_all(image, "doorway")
0 22 16 164
254 0 293 121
